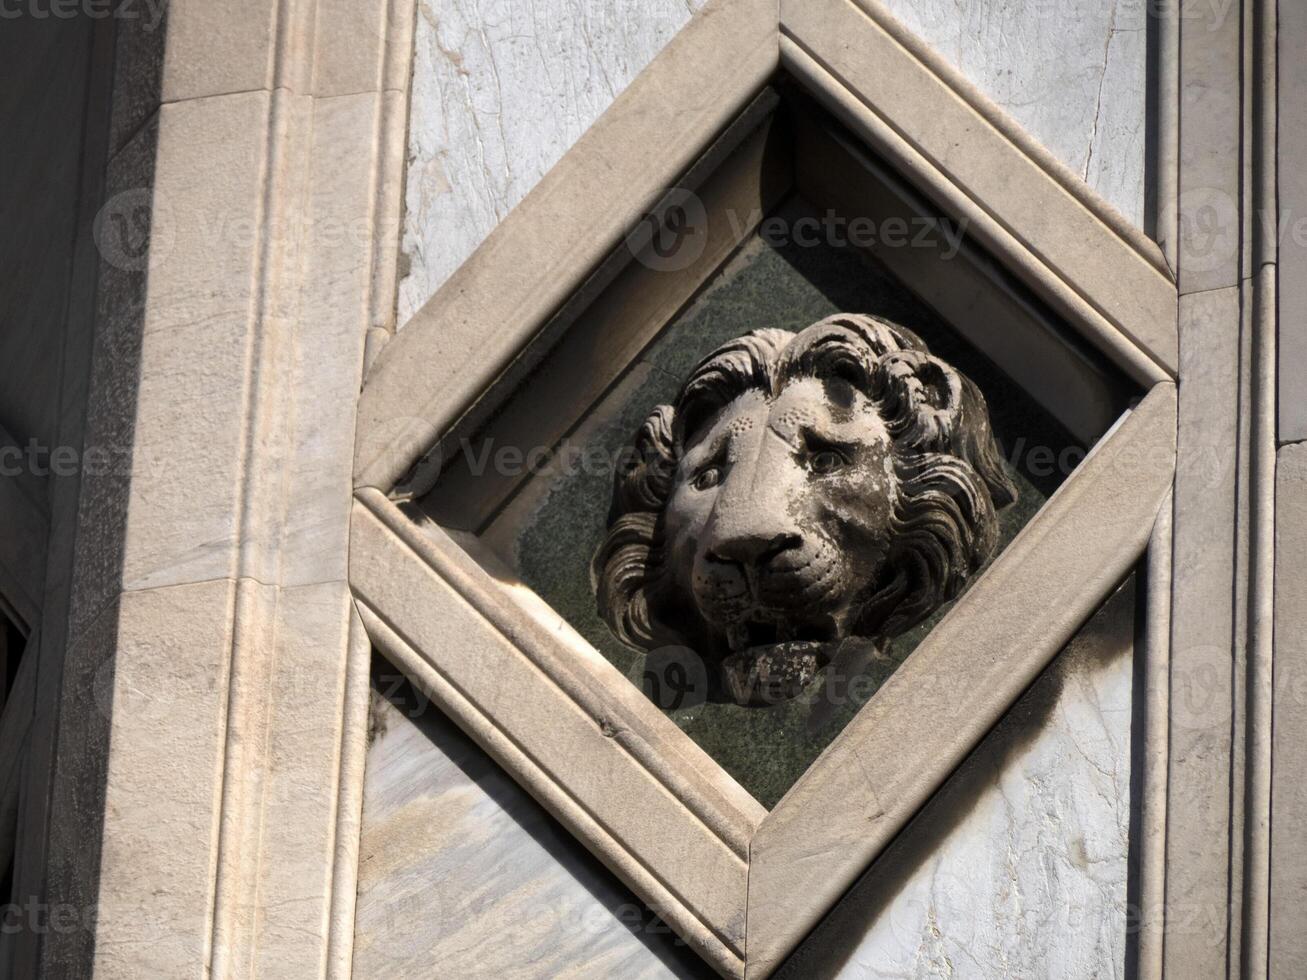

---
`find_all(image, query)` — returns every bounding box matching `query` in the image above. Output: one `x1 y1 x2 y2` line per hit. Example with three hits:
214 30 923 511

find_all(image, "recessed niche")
414 83 1137 808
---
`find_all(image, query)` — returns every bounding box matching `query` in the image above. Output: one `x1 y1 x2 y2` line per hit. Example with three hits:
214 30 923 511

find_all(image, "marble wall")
358 582 1137 979
397 0 1146 325
398 0 708 324
878 0 1147 228
361 2 1150 975
779 582 1137 980
355 669 713 979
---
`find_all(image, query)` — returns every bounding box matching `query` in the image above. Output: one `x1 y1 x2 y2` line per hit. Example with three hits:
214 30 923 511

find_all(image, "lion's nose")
708 531 802 569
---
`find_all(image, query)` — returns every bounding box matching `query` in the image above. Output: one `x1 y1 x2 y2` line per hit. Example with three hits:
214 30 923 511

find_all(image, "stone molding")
32 0 416 975
349 0 1185 975
1161 0 1279 977
29 0 1285 975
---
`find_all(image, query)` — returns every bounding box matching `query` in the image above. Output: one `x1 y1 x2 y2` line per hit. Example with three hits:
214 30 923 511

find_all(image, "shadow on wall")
17 8 168 976
357 661 718 979
775 575 1138 980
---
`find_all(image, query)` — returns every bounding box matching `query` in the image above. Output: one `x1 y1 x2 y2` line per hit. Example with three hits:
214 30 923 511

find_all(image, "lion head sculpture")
592 313 1017 706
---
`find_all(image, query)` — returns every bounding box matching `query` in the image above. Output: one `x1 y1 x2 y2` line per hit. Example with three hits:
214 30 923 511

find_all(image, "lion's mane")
592 313 1017 651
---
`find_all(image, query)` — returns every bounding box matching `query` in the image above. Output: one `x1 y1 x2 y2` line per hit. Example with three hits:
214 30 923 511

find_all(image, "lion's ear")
876 350 1017 509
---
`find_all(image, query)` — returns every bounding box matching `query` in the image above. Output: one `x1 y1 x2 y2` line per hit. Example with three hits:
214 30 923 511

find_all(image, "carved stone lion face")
593 314 1016 705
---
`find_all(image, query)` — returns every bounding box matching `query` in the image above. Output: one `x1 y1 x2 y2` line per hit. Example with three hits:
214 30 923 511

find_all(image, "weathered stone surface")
1271 443 1307 976
593 314 1017 707
1163 285 1240 975
398 0 710 323
398 0 1145 323
354 668 713 979
777 579 1136 980
878 0 1146 227
1279 2 1307 442
499 228 1060 808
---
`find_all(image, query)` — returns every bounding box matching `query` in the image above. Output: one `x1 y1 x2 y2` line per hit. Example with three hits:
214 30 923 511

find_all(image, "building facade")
0 0 1301 977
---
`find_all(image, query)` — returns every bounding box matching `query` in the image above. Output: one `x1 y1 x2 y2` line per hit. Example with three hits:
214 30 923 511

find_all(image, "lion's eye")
808 449 846 475
692 467 722 491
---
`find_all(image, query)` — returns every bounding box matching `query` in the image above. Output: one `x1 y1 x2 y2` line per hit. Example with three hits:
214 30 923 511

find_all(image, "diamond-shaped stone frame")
349 0 1178 975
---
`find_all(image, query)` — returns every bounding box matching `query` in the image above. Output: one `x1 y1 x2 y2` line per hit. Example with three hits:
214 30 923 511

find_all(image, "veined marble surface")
779 581 1136 980
879 0 1147 229
397 0 1146 324
357 583 1136 979
355 588 1134 977
367 3 1145 975
398 0 709 325
353 668 713 979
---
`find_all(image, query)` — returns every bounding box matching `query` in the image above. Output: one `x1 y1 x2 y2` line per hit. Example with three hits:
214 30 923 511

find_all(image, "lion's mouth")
718 618 839 706
723 617 835 654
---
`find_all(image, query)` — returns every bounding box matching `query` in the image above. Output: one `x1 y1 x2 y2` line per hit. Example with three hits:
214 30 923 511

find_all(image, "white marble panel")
878 0 1147 226
398 0 708 324
398 0 1147 324
376 3 1145 974
778 581 1136 980
354 668 714 979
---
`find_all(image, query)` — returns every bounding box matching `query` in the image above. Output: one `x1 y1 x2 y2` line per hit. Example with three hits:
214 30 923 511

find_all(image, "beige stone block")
85 578 256 978
250 580 355 978
159 0 279 103
312 0 413 98
1175 0 1241 294
1279 2 1307 442
156 0 410 103
1163 285 1240 974
34 0 407 976
262 89 385 587
1270 442 1307 976
76 91 375 603
79 93 271 614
